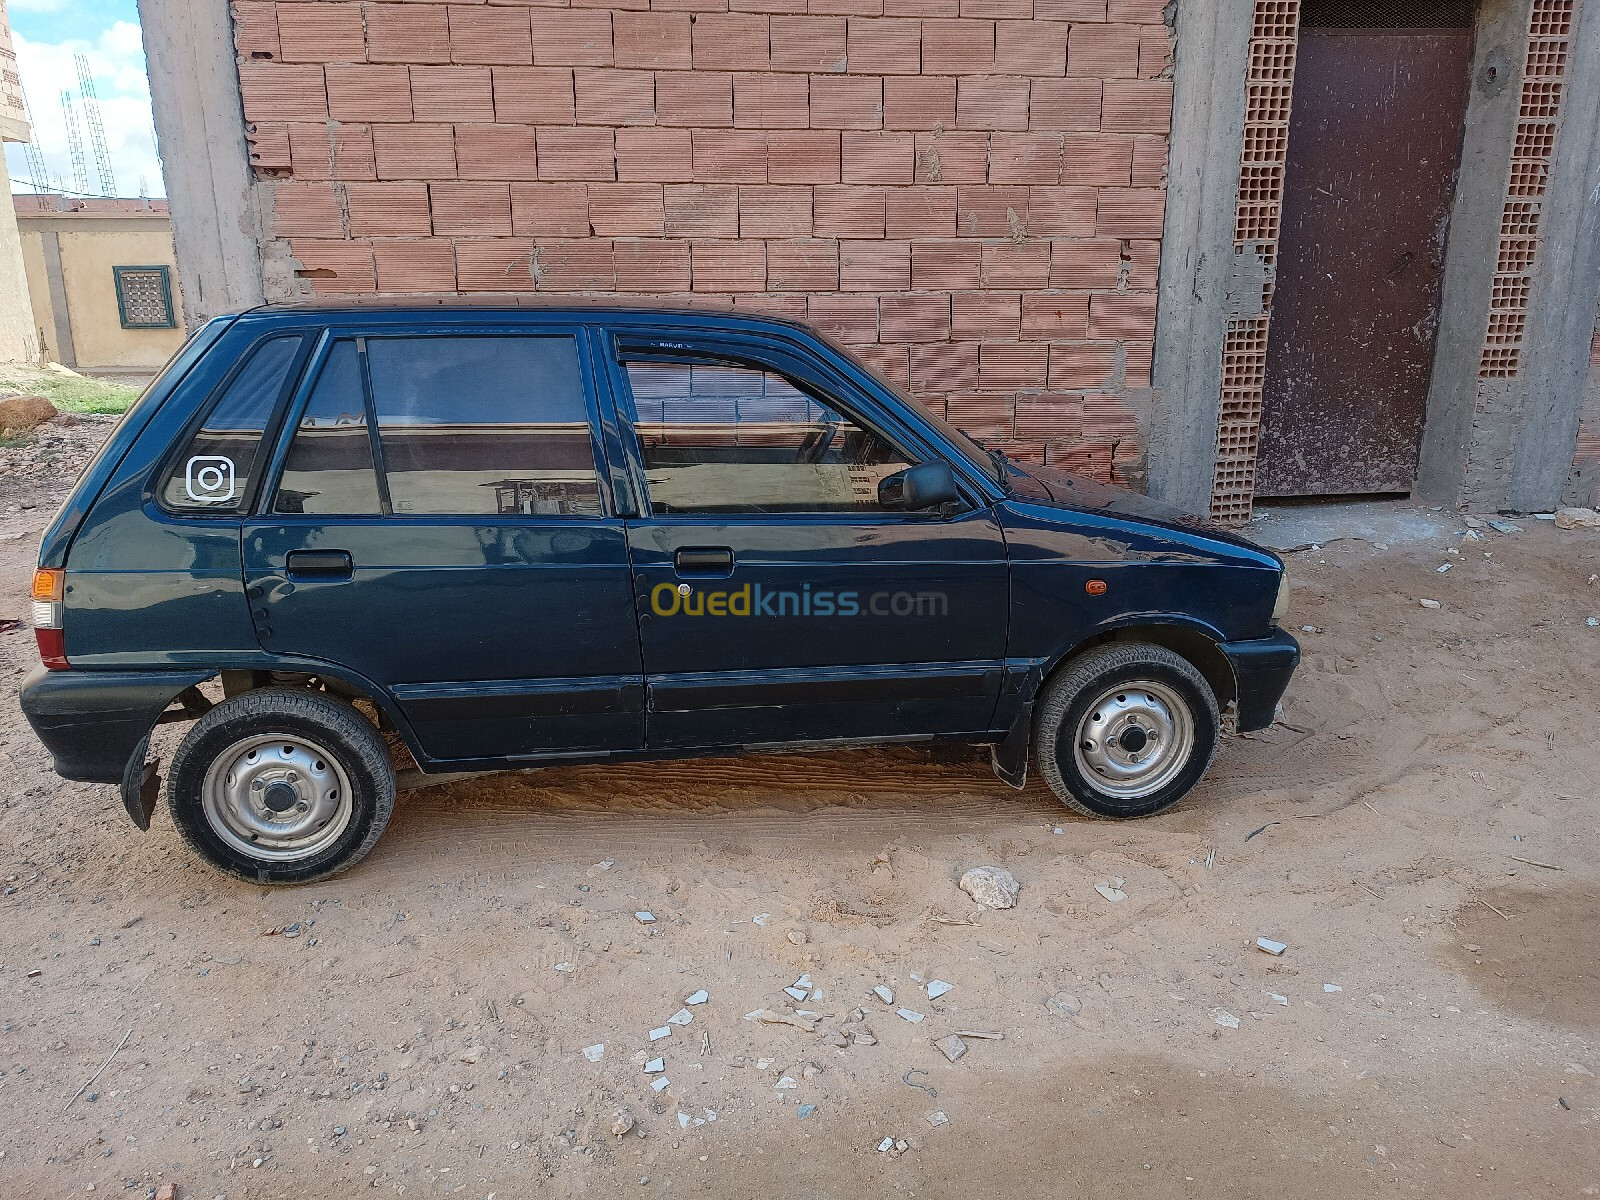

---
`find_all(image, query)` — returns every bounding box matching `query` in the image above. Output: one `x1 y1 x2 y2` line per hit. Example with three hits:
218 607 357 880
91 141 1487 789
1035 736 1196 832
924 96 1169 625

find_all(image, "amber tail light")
31 568 68 670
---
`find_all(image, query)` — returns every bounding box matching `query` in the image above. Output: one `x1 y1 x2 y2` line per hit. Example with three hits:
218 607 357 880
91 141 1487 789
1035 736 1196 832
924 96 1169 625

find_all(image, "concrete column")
1505 0 1600 511
0 187 36 362
1147 0 1255 517
136 0 265 326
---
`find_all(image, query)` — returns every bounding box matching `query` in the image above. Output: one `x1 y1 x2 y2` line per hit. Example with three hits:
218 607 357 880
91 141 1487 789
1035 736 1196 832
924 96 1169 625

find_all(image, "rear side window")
366 336 601 516
275 341 383 516
623 359 913 515
158 335 301 512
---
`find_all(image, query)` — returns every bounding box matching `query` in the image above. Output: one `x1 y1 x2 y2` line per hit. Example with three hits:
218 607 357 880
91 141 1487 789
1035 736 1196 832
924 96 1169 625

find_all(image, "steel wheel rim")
200 733 354 862
1072 679 1195 800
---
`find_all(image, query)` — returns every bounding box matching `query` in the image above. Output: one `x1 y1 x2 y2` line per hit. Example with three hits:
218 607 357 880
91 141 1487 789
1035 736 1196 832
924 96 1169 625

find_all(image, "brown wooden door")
1255 26 1473 497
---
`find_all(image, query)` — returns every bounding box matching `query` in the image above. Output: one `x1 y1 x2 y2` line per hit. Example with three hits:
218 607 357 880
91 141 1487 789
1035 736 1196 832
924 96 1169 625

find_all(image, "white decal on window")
185 456 236 503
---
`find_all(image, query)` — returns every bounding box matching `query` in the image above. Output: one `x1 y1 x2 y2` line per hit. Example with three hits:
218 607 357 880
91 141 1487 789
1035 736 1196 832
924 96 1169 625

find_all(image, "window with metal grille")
1300 0 1475 27
112 265 176 329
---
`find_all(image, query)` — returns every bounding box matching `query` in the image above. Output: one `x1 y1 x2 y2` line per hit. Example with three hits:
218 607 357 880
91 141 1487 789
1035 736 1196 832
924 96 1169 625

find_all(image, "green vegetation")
0 365 142 416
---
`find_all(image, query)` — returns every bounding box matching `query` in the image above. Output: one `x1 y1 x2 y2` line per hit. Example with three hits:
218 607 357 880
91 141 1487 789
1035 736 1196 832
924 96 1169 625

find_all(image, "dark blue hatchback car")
21 303 1297 883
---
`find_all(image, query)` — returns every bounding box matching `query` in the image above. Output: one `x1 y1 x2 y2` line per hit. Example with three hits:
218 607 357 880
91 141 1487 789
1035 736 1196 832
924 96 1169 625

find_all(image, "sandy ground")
0 419 1595 1199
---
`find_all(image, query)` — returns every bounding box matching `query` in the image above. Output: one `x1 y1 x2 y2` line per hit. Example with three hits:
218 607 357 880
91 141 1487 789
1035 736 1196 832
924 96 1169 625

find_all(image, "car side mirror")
879 461 960 512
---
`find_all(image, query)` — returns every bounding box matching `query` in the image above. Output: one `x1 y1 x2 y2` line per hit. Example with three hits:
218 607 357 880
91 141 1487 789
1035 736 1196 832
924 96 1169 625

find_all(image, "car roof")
230 296 818 337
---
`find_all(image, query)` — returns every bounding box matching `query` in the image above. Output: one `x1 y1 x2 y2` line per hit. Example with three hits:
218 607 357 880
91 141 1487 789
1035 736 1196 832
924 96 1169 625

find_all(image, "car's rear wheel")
167 689 395 884
1034 643 1220 819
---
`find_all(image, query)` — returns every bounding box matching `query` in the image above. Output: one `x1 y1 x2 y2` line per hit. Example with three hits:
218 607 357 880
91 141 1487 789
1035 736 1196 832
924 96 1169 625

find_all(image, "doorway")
1254 0 1476 498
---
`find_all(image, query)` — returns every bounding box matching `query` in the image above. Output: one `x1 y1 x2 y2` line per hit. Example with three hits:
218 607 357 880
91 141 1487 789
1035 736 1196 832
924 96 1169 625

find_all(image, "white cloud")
6 22 165 197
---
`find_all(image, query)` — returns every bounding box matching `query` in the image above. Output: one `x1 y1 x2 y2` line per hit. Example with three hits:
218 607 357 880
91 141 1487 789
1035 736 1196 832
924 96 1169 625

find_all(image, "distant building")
142 0 1600 515
0 0 36 363
13 194 187 372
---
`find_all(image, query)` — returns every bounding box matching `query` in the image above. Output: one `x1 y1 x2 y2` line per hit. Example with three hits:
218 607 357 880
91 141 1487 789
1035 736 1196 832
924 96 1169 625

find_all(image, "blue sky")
5 0 164 196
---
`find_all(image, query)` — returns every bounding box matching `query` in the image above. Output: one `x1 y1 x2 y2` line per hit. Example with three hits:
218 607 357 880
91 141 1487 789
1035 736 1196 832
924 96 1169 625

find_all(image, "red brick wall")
236 0 1173 483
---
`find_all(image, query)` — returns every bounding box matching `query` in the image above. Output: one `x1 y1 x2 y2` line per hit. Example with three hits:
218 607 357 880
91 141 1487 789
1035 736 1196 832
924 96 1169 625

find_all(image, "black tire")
166 688 395 885
1034 643 1220 819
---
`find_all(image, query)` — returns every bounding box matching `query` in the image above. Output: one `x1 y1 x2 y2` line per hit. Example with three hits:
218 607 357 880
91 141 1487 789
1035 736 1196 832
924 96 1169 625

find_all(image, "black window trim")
608 333 975 523
255 324 618 523
149 330 316 520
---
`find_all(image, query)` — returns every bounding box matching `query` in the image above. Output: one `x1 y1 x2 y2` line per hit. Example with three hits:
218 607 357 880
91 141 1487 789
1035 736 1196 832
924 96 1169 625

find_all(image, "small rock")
928 1110 949 1127
667 1009 693 1026
1486 519 1522 534
877 1137 896 1153
581 1044 605 1063
154 1185 177 1200
934 1035 967 1063
0 395 57 436
1211 1008 1241 1030
800 1061 821 1079
850 1029 878 1047
1270 993 1289 1007
797 1104 816 1120
752 913 770 926
1462 516 1485 529
554 962 574 973
775 1076 798 1090
1324 983 1343 993
1554 507 1600 529
786 930 808 945
1418 598 1441 609
1046 992 1082 1018
1587 617 1599 628
459 1045 485 1064
958 866 1019 910
612 1111 635 1138
823 1030 848 1048
1093 879 1128 903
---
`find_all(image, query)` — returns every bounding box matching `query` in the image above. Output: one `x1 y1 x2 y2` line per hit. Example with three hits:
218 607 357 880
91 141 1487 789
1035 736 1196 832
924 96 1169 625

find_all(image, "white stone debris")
668 1009 694 1026
896 1008 925 1023
958 865 1020 909
873 985 894 1004
935 1035 967 1063
1324 983 1343 993
1270 994 1289 1007
1094 879 1128 903
651 1077 670 1092
554 962 574 972
926 980 953 999
684 990 709 1006
644 1058 664 1074
581 1044 604 1063
1256 937 1287 956
776 1076 798 1090
928 1111 949 1128
634 911 655 924
877 1137 896 1153
1419 598 1442 609
1211 1008 1241 1030
752 913 770 926
648 1027 671 1041
784 986 809 1002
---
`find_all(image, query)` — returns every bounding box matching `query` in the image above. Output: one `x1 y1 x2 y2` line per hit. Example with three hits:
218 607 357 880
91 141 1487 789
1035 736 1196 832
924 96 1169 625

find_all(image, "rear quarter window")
158 335 302 513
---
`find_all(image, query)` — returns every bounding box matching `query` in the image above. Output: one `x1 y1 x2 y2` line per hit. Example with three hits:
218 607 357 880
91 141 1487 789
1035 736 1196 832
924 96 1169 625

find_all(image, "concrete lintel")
39 231 77 369
136 0 265 326
1148 0 1255 517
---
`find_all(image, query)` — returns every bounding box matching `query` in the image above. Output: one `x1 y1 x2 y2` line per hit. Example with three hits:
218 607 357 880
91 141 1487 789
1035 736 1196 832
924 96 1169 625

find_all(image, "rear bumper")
19 665 212 783
1220 628 1300 733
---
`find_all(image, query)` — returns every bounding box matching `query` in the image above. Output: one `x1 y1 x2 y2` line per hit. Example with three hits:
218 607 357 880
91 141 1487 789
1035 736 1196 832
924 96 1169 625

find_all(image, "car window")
624 360 914 515
159 335 302 512
365 336 602 516
275 340 383 515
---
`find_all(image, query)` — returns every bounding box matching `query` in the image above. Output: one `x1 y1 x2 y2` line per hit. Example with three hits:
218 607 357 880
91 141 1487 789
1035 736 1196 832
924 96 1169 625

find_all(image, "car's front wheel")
1034 643 1220 819
167 688 395 884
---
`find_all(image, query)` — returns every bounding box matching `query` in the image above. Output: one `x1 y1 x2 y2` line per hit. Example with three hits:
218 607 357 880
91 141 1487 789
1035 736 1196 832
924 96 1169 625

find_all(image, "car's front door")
241 326 644 764
604 332 1010 750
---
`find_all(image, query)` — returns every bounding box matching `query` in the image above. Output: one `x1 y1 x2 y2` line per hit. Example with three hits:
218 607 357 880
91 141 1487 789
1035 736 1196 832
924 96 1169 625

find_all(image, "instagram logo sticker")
184 456 236 504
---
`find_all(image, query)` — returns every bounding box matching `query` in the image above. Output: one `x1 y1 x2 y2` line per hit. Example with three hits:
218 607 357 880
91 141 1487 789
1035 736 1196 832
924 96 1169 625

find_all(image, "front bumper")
19 664 212 784
1220 627 1300 732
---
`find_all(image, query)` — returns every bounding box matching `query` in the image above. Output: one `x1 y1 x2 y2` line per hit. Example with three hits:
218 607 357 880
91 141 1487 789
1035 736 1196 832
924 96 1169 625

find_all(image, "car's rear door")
600 328 1010 750
241 322 644 764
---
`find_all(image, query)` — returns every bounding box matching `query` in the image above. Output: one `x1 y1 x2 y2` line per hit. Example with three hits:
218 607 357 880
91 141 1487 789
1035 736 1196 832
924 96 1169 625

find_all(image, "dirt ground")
0 418 1595 1199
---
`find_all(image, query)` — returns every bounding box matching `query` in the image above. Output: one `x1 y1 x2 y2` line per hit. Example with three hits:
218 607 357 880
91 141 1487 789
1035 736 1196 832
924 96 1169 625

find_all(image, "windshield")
819 333 1004 486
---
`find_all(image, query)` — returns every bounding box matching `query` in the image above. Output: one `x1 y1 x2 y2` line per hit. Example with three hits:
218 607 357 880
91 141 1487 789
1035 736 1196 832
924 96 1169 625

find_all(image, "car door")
241 324 644 764
602 329 1010 750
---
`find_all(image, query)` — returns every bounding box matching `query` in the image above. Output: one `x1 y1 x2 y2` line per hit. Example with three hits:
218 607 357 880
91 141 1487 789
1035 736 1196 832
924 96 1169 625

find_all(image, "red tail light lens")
30 568 68 670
